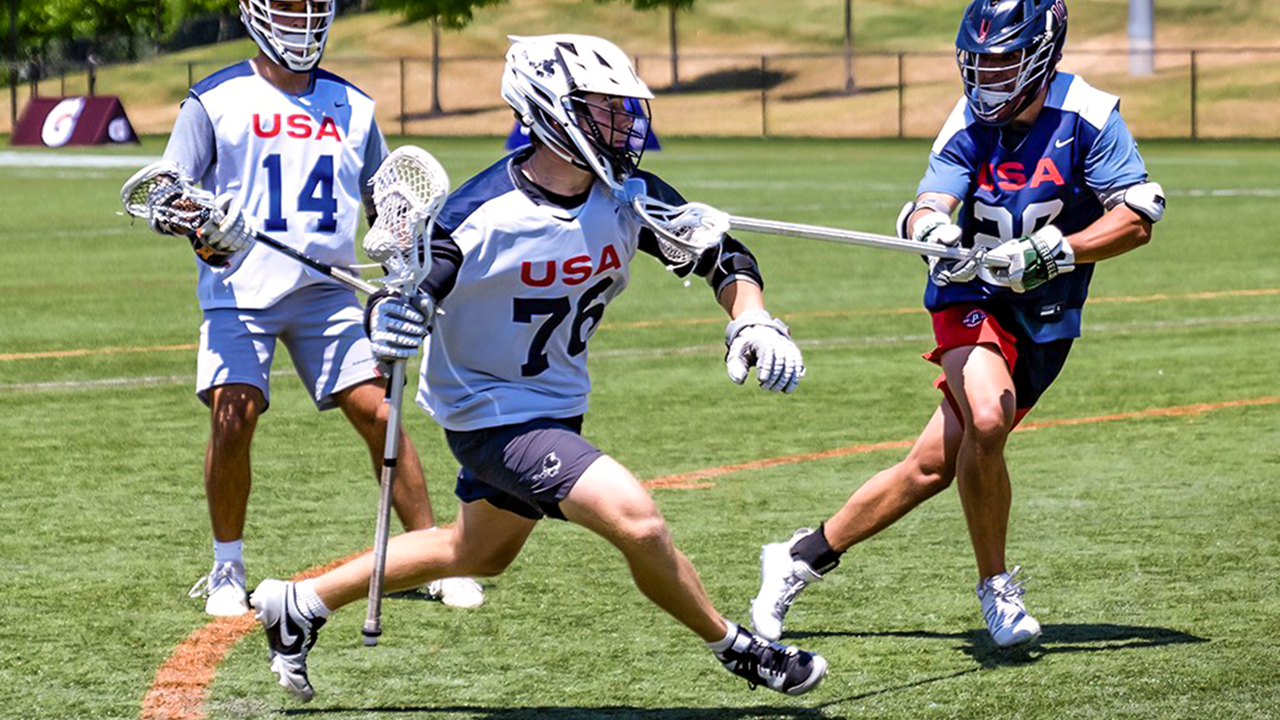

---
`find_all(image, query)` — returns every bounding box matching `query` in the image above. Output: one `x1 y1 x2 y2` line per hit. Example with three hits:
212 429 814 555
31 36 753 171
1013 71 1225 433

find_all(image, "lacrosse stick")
359 146 450 647
120 162 378 294
622 183 1011 269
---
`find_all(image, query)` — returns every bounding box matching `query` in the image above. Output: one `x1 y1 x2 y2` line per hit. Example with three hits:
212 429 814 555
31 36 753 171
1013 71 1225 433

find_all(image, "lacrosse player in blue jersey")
752 0 1165 648
149 0 480 616
249 34 826 702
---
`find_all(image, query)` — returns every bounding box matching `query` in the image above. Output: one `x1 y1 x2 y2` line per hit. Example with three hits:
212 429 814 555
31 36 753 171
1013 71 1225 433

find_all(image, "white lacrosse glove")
910 211 976 287
725 309 805 393
195 193 252 254
367 292 434 363
979 225 1075 293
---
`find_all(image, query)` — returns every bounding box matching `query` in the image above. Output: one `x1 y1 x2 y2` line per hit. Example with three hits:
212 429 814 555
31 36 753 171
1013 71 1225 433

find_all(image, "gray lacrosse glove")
911 211 976 287
725 309 805 393
980 225 1075 293
195 193 252 254
366 292 434 363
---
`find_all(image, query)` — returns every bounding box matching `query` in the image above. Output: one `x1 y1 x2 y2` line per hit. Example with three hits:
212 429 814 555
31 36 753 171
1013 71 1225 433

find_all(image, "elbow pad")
1102 182 1166 224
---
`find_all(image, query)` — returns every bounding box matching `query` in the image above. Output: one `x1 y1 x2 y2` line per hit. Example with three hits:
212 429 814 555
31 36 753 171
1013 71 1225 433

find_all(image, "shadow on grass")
283 705 829 719
779 84 900 102
654 67 795 95
790 622 1210 668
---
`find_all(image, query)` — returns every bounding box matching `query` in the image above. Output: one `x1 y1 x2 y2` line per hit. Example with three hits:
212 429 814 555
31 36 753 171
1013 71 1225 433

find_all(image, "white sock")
295 580 332 619
213 540 243 566
706 620 740 653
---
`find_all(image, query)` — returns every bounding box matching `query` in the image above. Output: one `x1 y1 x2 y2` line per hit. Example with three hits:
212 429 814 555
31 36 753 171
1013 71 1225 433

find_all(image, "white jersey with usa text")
166 61 382 310
416 172 639 432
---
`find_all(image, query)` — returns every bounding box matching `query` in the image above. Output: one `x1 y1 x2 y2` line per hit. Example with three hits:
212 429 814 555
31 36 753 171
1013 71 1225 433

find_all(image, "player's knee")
616 511 671 551
464 550 518 578
913 466 955 497
965 403 1013 449
452 534 519 578
898 454 954 497
210 393 260 450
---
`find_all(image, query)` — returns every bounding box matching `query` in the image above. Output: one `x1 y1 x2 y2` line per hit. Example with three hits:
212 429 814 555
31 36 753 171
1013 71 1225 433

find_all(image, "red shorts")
923 305 1032 427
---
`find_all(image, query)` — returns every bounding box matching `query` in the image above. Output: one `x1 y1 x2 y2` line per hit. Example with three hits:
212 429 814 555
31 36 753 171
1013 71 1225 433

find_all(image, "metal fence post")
399 58 406 136
897 52 905 139
760 55 768 137
1190 50 1198 141
188 62 194 90
87 62 96 96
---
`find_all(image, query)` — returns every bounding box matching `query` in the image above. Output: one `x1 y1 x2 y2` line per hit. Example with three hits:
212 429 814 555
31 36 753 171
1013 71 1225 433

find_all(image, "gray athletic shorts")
445 416 605 521
196 283 379 411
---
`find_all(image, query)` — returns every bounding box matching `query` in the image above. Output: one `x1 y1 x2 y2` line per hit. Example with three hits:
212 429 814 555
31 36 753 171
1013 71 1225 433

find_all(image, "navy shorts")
445 416 605 521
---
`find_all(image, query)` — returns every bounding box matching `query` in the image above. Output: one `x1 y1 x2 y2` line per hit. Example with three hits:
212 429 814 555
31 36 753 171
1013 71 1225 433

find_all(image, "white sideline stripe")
1170 188 1280 198
6 314 1277 395
0 151 161 169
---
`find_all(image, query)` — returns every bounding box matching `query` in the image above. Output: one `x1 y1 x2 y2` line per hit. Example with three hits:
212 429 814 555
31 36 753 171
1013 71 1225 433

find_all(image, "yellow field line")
8 287 1280 364
0 343 196 362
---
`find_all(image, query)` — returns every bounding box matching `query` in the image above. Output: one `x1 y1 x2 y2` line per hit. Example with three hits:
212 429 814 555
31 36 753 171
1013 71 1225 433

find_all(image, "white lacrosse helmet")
240 0 335 73
501 34 655 194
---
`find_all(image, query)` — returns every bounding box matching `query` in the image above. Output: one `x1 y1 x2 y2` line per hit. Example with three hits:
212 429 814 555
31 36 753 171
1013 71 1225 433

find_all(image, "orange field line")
140 394 1279 720
641 396 1280 489
140 554 361 720
13 287 1279 364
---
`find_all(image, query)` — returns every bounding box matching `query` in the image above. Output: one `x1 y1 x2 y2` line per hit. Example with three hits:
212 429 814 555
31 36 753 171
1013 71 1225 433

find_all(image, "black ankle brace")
791 524 842 575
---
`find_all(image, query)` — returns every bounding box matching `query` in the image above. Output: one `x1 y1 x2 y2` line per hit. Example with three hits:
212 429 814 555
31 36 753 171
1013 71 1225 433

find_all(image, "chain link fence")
4 48 1279 140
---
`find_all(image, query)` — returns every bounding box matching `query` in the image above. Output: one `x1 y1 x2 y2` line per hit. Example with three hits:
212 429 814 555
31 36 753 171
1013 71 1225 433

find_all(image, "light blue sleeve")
1084 109 1148 192
358 119 390 219
161 95 215 184
917 131 976 200
917 151 972 200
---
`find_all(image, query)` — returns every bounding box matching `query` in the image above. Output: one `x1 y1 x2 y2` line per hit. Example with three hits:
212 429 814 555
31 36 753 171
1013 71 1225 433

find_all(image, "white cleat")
188 560 250 617
977 566 1042 648
250 579 326 703
424 577 485 608
750 528 824 641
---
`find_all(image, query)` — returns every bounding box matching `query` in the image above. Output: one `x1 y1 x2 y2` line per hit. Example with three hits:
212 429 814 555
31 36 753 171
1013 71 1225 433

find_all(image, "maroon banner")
11 95 139 147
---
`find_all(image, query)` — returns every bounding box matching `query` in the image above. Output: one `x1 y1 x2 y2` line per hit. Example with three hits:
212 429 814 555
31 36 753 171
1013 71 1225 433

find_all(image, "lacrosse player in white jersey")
248 34 826 702
153 0 481 616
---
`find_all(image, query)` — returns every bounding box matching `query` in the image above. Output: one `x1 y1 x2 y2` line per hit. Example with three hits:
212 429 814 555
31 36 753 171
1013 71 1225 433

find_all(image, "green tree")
168 0 237 41
599 0 694 91
378 0 506 113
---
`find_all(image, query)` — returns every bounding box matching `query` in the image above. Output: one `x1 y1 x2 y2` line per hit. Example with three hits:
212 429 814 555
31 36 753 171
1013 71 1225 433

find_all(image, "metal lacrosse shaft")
362 358 407 646
250 231 379 295
726 215 1011 268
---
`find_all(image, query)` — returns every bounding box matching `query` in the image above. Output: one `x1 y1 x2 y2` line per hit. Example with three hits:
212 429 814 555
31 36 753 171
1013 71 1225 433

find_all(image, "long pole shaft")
252 231 379 294
727 214 1010 268
362 359 407 646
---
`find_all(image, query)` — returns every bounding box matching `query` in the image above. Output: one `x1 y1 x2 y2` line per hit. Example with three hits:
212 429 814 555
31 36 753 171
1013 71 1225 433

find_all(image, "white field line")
0 151 161 168
5 313 1278 395
1171 188 1280 198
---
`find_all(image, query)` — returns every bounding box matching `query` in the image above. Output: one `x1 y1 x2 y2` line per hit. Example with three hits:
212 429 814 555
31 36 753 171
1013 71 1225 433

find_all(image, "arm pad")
1101 181 1166 223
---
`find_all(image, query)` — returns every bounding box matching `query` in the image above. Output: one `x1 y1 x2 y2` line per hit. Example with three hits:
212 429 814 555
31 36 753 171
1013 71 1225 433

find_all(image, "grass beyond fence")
5 47 1280 140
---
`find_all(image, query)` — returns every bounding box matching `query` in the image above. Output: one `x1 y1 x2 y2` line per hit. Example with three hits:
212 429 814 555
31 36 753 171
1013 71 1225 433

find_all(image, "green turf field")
1 137 1278 719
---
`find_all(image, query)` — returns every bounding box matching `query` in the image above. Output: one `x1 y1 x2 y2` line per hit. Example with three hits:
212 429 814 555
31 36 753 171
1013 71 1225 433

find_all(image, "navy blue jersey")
918 73 1148 343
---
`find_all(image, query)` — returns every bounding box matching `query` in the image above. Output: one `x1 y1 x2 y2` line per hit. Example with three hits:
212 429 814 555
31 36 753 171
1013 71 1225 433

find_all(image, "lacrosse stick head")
120 160 219 237
630 195 730 266
364 146 450 294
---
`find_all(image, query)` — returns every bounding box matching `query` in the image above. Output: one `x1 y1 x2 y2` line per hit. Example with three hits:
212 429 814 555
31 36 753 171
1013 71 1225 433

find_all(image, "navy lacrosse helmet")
956 0 1068 125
